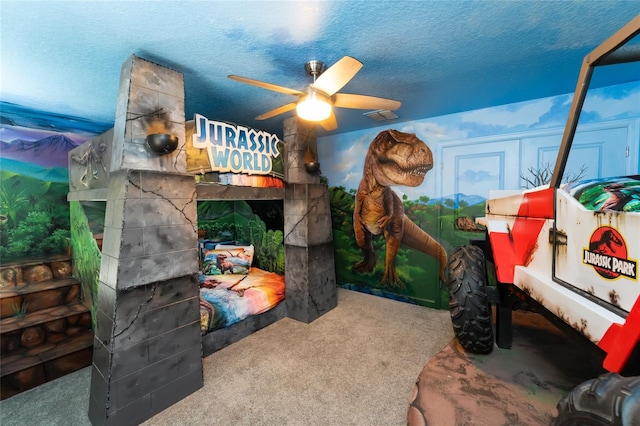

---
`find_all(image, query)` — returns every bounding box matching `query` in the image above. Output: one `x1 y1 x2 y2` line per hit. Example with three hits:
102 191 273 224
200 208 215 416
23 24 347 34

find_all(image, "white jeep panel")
554 189 639 313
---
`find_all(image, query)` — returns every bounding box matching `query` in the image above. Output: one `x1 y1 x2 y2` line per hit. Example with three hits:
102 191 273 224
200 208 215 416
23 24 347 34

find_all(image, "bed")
199 267 285 333
196 243 286 356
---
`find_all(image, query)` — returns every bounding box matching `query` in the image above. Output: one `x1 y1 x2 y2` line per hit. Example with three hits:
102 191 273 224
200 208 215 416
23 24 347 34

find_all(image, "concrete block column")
110 55 187 174
283 117 337 322
88 170 202 426
283 117 321 185
88 55 202 426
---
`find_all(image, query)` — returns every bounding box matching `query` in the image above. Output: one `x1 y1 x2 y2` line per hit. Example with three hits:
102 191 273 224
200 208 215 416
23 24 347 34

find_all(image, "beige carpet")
0 288 454 425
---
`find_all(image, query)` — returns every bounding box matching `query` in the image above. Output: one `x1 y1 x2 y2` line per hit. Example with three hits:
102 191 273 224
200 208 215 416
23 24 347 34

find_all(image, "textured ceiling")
1 1 639 138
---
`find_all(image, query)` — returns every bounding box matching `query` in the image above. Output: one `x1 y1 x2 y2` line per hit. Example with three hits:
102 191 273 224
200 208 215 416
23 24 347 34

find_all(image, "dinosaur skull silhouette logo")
583 226 637 280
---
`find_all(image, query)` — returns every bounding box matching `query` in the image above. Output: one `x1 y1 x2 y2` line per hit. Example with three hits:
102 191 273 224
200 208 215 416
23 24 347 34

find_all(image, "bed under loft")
67 118 335 364
195 183 287 356
75 182 288 357
66 70 336 367
66 55 338 425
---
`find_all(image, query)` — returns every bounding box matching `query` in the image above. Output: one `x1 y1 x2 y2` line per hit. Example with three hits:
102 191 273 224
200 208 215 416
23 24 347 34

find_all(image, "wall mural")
68 200 103 324
0 102 109 324
319 81 640 309
1 80 637 313
327 140 452 308
353 130 447 288
0 102 109 261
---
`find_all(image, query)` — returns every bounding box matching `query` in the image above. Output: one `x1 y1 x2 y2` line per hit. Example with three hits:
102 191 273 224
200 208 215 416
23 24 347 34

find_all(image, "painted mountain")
427 193 486 208
0 157 69 183
0 134 80 168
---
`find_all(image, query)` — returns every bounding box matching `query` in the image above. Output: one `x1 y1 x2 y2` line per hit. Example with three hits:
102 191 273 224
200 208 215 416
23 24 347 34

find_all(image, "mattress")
199 267 285 332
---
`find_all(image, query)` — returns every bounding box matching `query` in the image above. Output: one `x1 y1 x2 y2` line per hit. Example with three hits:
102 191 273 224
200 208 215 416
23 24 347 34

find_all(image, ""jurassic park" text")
583 249 637 280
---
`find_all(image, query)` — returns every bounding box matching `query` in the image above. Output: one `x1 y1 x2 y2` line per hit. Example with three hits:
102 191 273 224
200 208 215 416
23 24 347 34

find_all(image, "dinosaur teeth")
408 166 428 176
397 165 430 177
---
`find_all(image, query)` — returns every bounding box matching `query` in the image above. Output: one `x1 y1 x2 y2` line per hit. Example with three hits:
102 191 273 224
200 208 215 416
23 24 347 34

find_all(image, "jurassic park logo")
583 226 637 280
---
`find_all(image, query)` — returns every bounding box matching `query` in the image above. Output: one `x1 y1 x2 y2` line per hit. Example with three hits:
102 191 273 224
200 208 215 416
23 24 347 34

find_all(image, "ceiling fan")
228 56 401 131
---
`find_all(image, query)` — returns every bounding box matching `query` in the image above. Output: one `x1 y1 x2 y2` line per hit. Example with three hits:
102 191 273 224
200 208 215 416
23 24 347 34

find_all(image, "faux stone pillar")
283 116 321 185
88 170 202 426
88 56 202 426
283 117 337 322
111 55 187 174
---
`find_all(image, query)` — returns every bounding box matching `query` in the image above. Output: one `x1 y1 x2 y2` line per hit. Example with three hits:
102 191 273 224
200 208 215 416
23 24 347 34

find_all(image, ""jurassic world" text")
192 114 281 174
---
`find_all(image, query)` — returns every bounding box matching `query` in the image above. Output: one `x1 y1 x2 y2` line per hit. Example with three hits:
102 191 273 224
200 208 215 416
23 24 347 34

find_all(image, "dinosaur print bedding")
202 245 254 275
198 267 285 333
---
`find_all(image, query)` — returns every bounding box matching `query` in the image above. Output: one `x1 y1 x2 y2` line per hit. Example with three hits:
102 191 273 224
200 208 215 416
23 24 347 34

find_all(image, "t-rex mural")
353 129 447 288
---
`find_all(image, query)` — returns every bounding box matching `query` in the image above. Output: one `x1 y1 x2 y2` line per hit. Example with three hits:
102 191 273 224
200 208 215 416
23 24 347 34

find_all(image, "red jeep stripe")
490 188 554 283
598 296 640 372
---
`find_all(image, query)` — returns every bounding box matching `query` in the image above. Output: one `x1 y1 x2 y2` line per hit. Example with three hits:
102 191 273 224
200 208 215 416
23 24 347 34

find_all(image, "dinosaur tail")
401 216 448 282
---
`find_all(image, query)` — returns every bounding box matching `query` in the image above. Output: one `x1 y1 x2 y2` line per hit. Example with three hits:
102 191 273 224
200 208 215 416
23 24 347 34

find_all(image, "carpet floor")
0 288 454 425
0 289 607 426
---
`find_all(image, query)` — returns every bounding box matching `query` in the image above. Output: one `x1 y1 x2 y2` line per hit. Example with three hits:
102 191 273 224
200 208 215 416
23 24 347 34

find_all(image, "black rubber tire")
552 373 640 426
447 244 494 354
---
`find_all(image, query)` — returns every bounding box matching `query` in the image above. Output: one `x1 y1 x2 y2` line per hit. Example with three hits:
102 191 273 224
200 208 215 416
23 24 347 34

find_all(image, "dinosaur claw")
377 215 391 229
354 254 376 274
354 261 374 274
381 269 405 289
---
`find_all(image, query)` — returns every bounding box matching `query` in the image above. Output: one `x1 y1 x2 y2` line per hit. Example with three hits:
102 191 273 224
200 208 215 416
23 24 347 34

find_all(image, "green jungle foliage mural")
329 185 485 308
0 102 110 261
0 171 72 260
570 177 640 212
197 200 285 275
69 201 102 325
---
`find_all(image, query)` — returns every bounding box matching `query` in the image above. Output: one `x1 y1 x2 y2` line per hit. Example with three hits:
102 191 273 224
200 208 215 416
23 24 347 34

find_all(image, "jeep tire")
553 373 640 425
447 244 494 354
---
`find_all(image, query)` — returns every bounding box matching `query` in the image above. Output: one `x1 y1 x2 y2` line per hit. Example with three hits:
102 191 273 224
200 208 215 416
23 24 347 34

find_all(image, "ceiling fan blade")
318 110 338 131
228 75 303 96
255 102 297 120
311 56 363 96
333 93 401 111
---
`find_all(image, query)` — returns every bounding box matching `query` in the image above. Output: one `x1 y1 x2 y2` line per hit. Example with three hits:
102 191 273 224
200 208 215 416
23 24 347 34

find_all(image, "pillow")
214 245 254 265
202 246 254 275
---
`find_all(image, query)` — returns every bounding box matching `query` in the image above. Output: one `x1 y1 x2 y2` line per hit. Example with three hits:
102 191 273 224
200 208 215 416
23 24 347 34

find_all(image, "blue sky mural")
318 81 640 202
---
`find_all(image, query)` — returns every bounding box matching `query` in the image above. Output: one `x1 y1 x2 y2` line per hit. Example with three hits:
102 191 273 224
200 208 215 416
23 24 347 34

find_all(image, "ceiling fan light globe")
296 91 332 121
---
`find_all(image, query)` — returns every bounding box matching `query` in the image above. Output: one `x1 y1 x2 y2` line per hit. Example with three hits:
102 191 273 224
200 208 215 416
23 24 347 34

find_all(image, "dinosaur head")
366 129 433 187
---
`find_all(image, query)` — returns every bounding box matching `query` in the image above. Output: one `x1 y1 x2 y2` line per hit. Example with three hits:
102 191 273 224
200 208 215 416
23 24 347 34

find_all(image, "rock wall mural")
318 81 640 309
0 102 111 398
